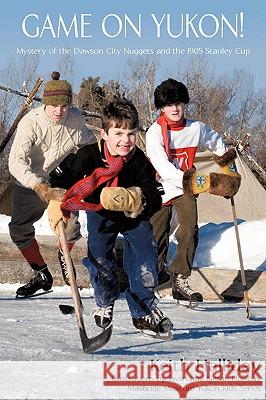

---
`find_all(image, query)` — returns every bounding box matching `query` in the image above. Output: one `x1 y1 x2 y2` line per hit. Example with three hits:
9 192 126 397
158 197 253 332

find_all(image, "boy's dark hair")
102 99 139 132
154 78 189 109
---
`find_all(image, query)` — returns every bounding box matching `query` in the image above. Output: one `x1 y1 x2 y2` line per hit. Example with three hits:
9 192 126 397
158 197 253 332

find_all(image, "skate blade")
15 289 53 299
176 299 200 309
140 329 173 341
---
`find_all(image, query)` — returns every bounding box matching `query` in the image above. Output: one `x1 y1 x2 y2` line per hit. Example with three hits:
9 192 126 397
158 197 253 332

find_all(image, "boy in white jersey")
146 78 241 304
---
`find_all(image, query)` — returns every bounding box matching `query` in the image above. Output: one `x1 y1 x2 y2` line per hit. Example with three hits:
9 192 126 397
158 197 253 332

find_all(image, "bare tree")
249 90 266 167
122 56 159 130
172 58 238 134
171 59 265 163
0 56 40 188
119 56 265 167
56 54 75 85
77 76 124 134
0 55 40 140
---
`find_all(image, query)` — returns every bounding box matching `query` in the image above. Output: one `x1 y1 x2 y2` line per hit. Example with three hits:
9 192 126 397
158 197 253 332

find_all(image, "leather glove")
33 182 66 204
183 167 241 197
100 186 144 218
213 148 238 176
47 200 67 234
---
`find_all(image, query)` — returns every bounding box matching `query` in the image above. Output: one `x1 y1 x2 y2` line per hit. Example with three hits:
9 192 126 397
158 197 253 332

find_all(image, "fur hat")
154 78 189 109
42 71 72 106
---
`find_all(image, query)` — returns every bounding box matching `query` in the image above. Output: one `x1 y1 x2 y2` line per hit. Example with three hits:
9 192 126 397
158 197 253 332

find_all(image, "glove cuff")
213 148 236 167
183 168 210 195
33 182 49 203
183 167 196 196
124 187 144 218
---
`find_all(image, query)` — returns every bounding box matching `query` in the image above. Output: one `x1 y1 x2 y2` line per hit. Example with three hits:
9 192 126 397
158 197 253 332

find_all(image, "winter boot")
172 273 203 304
58 249 76 286
16 264 53 297
94 304 114 329
132 306 173 339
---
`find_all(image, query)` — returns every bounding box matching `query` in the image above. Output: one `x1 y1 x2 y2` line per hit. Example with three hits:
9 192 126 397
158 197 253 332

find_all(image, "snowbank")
1 213 265 271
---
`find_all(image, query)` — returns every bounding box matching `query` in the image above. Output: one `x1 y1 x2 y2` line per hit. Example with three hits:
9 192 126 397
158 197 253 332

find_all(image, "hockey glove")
100 186 144 218
183 167 241 198
213 148 241 197
47 200 68 234
34 182 66 204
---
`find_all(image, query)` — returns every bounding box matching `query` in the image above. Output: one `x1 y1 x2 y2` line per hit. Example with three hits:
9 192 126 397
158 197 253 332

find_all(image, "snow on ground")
0 213 265 398
0 284 265 362
1 212 265 271
169 219 266 271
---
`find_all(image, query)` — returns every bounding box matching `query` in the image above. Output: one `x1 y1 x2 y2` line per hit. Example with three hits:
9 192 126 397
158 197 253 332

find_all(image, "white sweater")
9 105 96 189
146 119 227 203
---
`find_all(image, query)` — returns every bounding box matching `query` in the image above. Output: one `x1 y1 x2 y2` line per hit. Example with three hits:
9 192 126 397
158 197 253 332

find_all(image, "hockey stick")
0 84 42 102
57 221 112 353
59 252 110 316
0 83 102 123
0 78 44 154
230 197 251 319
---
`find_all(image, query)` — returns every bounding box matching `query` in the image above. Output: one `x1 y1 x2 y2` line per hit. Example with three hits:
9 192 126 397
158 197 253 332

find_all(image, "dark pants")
150 194 198 277
84 212 159 318
9 185 81 249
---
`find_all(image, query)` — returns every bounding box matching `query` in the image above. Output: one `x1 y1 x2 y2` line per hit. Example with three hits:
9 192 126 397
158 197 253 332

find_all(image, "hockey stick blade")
59 303 113 351
79 324 113 353
58 221 112 352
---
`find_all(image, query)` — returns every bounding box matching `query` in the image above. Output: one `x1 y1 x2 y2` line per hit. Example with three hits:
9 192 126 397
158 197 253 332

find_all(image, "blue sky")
0 0 265 91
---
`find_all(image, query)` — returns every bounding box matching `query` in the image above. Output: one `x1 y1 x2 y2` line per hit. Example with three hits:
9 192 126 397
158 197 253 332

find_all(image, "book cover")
0 1 265 399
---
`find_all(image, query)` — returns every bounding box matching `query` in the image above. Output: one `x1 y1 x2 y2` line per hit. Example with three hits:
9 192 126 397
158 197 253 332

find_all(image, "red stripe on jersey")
170 147 197 171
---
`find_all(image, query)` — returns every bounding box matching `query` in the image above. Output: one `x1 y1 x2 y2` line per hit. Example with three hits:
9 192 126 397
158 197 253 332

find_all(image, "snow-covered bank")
169 219 266 271
1 213 265 271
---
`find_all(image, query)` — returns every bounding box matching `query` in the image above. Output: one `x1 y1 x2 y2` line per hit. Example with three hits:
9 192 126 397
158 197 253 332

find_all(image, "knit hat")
154 78 189 109
42 71 72 106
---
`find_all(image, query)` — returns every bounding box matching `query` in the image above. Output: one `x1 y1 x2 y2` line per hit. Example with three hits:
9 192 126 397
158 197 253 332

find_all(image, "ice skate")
132 306 173 340
172 273 203 309
94 304 114 329
16 265 53 297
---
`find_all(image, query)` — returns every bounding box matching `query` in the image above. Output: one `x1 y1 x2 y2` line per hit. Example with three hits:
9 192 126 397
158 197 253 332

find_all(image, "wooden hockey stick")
230 197 251 319
0 84 42 102
57 220 112 352
0 78 44 154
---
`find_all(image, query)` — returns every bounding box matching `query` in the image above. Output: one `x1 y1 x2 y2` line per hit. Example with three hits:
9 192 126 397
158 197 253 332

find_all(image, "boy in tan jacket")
8 72 95 297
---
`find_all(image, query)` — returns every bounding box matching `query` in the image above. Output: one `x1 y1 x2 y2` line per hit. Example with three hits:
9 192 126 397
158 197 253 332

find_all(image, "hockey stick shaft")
0 83 102 122
0 78 44 154
230 196 251 318
0 84 42 102
58 221 84 326
57 220 112 352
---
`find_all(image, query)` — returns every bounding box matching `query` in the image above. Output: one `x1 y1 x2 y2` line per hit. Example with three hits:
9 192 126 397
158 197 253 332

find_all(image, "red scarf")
61 141 125 213
157 112 186 161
